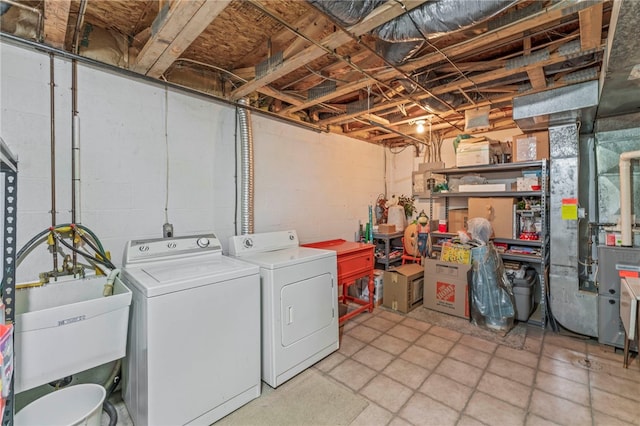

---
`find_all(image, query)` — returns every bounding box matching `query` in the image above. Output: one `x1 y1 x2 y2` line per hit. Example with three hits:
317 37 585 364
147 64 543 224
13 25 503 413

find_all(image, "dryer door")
281 272 334 346
262 254 338 387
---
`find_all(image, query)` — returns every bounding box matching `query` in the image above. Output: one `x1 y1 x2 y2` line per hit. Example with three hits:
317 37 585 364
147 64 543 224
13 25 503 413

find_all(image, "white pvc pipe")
619 150 640 247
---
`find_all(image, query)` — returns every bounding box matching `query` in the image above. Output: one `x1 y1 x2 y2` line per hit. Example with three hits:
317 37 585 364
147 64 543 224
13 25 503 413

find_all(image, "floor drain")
575 357 604 371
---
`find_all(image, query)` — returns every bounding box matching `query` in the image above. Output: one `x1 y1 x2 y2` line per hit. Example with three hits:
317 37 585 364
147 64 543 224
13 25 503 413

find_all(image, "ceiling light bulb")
416 120 425 133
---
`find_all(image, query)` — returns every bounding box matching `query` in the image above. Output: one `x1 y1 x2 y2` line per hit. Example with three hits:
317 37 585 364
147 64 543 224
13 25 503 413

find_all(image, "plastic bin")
15 383 106 426
512 269 536 321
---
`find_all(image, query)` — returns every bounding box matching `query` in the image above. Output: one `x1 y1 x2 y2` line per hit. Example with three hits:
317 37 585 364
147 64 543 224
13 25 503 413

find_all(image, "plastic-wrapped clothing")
467 217 492 244
470 243 516 333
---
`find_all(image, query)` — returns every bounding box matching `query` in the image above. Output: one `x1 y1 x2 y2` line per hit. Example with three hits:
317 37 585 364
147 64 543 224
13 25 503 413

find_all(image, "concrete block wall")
1 42 386 283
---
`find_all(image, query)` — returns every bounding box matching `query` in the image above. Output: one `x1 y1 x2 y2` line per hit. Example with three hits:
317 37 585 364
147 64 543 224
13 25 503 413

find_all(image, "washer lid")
232 246 335 269
122 254 259 297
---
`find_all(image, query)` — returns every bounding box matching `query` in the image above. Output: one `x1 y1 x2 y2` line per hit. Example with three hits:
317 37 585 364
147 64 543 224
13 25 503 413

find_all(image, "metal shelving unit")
0 138 17 426
428 160 549 327
372 231 403 271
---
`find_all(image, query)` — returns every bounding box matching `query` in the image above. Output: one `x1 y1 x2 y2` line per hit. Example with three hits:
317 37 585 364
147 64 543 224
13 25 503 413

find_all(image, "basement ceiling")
0 0 615 147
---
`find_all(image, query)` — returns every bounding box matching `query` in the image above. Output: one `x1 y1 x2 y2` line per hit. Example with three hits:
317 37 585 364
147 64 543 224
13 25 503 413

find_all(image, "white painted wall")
1 42 386 283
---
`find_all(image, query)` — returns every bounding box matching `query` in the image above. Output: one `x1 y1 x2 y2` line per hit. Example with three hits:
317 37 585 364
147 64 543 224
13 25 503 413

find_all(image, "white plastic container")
15 383 106 426
14 275 132 393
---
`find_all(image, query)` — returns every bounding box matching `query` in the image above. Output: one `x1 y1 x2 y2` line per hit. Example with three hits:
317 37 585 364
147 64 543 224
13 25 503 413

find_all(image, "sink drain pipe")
237 98 254 235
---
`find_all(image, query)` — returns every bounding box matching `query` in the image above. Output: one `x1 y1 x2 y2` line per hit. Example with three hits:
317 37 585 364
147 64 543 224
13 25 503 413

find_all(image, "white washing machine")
121 233 261 426
228 230 338 388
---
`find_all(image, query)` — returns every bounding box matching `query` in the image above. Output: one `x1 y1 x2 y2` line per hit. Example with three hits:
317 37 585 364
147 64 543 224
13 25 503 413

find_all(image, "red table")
302 239 375 323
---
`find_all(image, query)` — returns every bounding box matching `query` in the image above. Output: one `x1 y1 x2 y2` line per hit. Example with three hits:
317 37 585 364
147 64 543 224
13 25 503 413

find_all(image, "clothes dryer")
228 230 338 388
121 233 260 425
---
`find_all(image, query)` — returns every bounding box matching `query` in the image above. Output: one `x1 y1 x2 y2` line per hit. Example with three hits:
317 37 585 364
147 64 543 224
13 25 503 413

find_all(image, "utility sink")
14 275 132 393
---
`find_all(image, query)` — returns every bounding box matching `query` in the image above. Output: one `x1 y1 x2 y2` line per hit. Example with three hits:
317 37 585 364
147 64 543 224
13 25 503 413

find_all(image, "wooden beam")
133 0 231 78
579 2 603 50
317 43 604 126
282 12 325 60
523 36 532 55
527 67 547 89
283 0 603 115
230 0 428 100
44 0 71 49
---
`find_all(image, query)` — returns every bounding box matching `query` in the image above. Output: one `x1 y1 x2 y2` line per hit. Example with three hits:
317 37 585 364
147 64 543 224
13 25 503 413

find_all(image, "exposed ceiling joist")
579 2 604 50
1 0 616 147
284 0 600 116
230 0 428 100
317 42 604 126
527 67 547 89
133 0 231 78
43 0 71 49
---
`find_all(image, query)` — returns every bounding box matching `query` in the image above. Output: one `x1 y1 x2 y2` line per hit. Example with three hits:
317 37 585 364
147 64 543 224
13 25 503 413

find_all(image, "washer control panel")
124 233 221 265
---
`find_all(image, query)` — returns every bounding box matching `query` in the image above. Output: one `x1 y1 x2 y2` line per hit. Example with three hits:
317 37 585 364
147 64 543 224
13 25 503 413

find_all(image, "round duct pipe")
619 150 640 247
237 98 254 235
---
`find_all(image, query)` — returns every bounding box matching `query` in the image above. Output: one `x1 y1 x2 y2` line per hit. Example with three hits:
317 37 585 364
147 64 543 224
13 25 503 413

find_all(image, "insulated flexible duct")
373 0 517 42
309 0 517 64
237 98 254 235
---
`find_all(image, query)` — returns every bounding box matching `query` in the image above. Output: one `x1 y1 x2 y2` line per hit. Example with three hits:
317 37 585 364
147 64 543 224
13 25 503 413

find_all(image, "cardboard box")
377 224 396 234
468 197 516 239
516 177 539 191
456 141 490 167
383 263 424 313
424 258 471 319
448 209 468 233
512 131 549 162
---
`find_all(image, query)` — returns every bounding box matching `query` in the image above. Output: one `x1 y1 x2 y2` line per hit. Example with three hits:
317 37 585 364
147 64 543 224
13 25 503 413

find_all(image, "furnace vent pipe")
237 98 254 235
619 149 640 247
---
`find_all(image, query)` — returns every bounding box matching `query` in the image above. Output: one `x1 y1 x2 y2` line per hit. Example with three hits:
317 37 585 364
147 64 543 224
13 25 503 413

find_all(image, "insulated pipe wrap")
238 99 254 235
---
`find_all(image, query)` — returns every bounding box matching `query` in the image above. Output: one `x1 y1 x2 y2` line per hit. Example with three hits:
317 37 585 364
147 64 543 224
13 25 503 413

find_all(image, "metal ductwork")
513 80 601 336
548 124 598 337
513 80 600 134
237 98 254 235
597 0 640 119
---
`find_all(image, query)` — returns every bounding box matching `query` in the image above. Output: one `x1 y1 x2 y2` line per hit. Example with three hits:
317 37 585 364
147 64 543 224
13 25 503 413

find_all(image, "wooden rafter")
527 67 547 89
317 42 604 127
230 0 428 100
44 0 71 49
284 0 603 116
133 0 231 78
579 2 603 50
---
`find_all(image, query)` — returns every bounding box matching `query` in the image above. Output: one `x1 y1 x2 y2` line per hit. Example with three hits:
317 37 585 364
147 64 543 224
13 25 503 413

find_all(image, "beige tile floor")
108 306 640 425
315 307 640 426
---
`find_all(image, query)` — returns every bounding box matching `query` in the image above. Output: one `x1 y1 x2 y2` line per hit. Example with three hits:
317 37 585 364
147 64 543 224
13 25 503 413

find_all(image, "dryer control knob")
197 238 210 248
243 238 253 248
